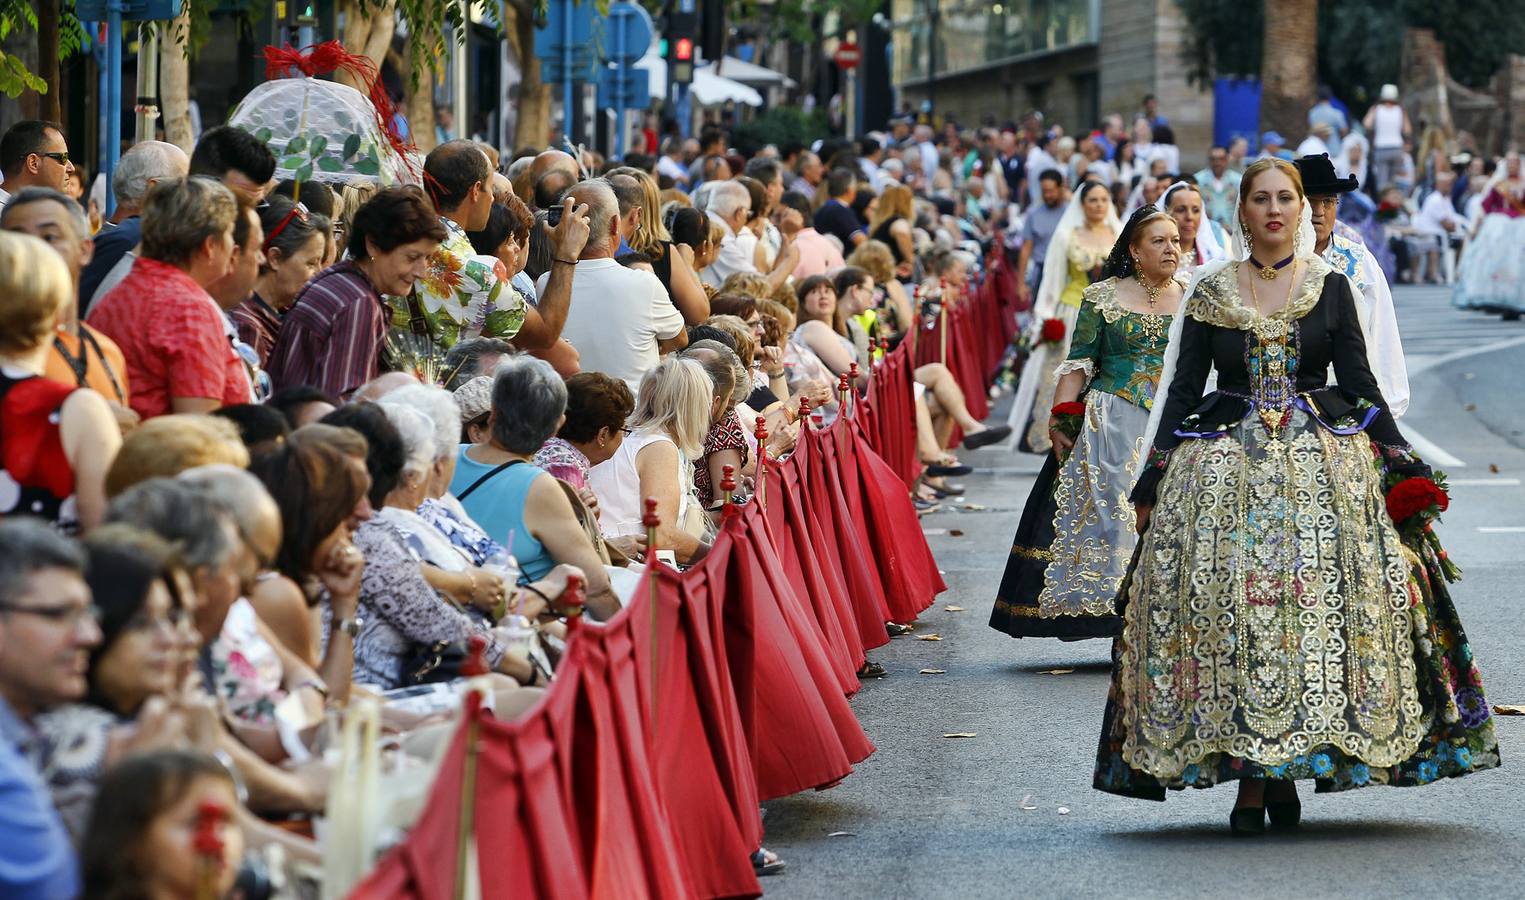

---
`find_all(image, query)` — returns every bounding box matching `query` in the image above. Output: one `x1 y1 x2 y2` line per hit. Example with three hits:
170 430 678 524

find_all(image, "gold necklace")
1136 272 1168 308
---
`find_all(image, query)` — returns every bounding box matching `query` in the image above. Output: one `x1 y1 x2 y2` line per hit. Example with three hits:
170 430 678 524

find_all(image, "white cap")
1380 83 1399 101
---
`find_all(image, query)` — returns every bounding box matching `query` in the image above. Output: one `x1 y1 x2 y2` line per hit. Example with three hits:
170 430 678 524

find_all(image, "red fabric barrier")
353 282 1019 900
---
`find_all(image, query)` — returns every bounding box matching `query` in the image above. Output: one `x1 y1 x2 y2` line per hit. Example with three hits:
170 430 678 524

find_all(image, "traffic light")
701 0 724 63
666 3 697 85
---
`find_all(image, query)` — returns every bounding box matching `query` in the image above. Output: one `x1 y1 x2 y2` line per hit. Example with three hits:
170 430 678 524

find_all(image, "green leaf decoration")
281 155 306 169
285 134 308 154
308 135 328 157
354 157 381 176
254 127 273 144
317 155 344 173
295 163 314 182
334 110 353 130
283 108 299 128
343 133 362 161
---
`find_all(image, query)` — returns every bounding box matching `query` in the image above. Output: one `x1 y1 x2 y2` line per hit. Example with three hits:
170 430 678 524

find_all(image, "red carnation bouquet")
1050 400 1087 441
1039 317 1066 345
1383 468 1460 580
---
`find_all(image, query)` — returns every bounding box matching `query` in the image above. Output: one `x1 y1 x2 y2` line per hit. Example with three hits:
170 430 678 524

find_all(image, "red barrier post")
720 463 736 508
643 497 661 708
754 416 769 510
837 373 850 418
455 633 490 900
938 278 950 367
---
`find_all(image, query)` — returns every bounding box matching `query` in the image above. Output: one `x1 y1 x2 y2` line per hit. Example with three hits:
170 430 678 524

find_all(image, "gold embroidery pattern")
1186 257 1332 329
1036 392 1150 618
1117 407 1425 780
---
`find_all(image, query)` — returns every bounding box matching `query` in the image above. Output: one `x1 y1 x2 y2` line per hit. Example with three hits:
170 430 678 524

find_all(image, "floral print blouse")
532 437 591 491
386 217 525 352
347 518 505 690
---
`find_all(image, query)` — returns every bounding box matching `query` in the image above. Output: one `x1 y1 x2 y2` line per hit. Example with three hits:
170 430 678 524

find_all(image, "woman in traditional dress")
1008 180 1121 452
991 206 1184 639
1453 151 1525 319
1094 158 1500 834
1156 181 1227 276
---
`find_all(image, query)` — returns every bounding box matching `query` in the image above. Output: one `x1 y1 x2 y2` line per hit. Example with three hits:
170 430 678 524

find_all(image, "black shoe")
913 496 941 513
886 622 914 636
962 425 1012 450
925 463 973 477
1230 806 1265 837
930 482 966 498
1267 800 1301 829
858 661 887 678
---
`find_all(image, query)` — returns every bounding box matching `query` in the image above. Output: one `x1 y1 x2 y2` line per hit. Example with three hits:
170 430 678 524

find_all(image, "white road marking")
1450 478 1522 487
1402 425 1467 469
1476 527 1525 534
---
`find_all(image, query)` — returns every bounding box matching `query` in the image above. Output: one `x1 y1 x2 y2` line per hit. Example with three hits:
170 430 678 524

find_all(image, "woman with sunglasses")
230 195 327 367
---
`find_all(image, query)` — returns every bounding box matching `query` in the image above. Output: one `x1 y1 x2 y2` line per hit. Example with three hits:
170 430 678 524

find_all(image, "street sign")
605 1 653 63
598 65 650 110
533 0 601 60
833 41 861 70
74 0 176 20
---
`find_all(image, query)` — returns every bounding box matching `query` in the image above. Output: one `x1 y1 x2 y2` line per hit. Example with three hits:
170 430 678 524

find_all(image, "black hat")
1295 152 1359 195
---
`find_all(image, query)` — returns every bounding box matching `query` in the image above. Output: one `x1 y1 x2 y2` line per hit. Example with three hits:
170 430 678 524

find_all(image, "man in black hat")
1295 152 1409 418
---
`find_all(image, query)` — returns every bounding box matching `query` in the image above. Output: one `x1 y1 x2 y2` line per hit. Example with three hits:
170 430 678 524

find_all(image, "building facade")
891 0 1213 162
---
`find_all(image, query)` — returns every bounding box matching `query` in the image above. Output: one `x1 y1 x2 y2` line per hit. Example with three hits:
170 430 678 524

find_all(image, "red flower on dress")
1385 477 1449 525
1051 401 1086 417
1040 318 1066 344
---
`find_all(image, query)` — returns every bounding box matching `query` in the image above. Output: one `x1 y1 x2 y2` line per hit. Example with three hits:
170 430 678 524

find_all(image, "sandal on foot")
962 424 1012 450
752 848 787 876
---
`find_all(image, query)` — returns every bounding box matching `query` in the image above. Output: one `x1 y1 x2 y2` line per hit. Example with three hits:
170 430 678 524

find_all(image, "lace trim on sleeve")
1054 358 1095 378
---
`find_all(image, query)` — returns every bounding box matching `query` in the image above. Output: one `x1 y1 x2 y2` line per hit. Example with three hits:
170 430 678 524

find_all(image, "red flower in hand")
1386 477 1449 525
1052 401 1086 417
1040 318 1066 344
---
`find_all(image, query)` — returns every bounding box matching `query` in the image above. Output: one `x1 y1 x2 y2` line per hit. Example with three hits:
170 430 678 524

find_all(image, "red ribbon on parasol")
262 40 416 177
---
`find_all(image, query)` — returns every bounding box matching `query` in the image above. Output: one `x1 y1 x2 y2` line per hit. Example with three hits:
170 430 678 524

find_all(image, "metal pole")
611 13 625 161
454 0 468 143
926 0 936 123
562 0 574 143
134 24 159 144
105 0 123 218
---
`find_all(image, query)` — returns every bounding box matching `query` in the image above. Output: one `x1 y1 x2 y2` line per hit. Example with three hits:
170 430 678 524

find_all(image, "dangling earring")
1240 221 1253 257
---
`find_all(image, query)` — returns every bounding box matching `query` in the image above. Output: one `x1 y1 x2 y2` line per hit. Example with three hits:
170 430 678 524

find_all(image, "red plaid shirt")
86 257 251 420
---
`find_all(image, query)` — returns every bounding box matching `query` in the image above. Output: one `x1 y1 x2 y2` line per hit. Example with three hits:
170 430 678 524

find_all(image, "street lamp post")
926 0 938 122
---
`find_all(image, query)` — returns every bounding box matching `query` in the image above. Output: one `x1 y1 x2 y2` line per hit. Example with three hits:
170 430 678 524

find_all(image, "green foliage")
0 0 79 98
1175 0 1523 109
1399 0 1525 89
730 105 830 156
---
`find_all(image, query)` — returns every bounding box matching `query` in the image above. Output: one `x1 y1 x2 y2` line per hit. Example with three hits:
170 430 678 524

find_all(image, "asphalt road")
759 286 1525 900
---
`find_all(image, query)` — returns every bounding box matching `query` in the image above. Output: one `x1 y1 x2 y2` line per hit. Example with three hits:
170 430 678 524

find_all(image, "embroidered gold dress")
991 279 1172 640
1094 260 1499 799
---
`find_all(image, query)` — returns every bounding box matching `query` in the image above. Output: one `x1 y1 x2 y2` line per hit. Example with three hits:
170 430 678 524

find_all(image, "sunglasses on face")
38 151 70 166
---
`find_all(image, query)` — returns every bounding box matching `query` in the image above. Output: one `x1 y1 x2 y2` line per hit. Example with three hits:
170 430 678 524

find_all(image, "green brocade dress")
991 278 1172 640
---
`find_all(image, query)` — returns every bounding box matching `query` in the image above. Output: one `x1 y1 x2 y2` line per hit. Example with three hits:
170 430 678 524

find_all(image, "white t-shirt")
1414 190 1460 238
541 258 684 396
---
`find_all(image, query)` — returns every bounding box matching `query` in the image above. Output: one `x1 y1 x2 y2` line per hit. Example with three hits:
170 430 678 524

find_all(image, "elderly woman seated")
588 356 715 564
449 356 620 619
323 401 584 689
531 371 635 496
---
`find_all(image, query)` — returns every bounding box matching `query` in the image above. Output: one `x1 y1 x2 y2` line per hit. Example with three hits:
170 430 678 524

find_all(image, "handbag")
401 639 471 686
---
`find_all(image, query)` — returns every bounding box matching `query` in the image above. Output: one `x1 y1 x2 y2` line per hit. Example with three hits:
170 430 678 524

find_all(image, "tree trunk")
335 0 396 94
159 11 194 152
1259 0 1318 142
505 0 549 150
35 0 61 123
389 44 437 154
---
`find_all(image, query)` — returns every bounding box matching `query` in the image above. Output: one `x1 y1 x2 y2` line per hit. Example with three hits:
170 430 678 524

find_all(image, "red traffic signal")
674 37 693 61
